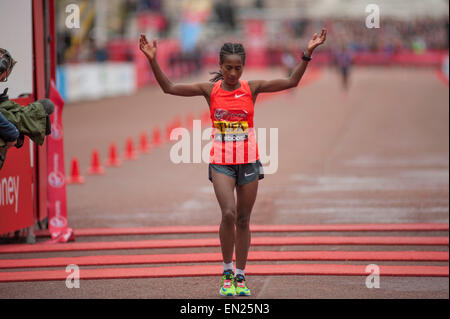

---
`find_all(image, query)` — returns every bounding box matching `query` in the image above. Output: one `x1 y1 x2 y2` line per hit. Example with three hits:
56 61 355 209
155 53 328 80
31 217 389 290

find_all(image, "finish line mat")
1 224 448 282
1 236 448 254
0 251 448 269
0 264 447 283
34 223 450 237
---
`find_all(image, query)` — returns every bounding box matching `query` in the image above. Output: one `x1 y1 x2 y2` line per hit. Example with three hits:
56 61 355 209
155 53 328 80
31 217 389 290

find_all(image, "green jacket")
0 99 47 170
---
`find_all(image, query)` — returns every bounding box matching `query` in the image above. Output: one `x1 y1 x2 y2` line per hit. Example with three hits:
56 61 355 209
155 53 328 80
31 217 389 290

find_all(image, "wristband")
302 52 312 62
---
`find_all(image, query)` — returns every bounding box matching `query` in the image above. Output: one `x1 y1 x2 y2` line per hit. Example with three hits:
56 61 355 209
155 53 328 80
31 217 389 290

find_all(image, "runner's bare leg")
211 169 237 265
235 179 258 270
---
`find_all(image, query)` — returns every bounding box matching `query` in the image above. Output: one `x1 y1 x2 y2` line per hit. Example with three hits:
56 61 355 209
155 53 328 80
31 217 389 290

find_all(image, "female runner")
139 29 327 296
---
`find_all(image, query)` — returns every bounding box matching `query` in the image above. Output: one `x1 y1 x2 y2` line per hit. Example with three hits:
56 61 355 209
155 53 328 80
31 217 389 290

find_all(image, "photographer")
0 48 54 170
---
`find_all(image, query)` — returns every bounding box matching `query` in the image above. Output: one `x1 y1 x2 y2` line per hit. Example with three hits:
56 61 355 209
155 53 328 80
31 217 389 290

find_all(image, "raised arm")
139 35 212 98
249 29 327 96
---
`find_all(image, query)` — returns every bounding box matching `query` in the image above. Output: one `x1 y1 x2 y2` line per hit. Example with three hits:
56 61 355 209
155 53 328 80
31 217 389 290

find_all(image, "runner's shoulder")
248 80 264 95
198 81 215 97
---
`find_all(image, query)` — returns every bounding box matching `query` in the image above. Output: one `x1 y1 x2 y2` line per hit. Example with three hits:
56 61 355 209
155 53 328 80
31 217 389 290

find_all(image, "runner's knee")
236 215 250 230
221 208 235 225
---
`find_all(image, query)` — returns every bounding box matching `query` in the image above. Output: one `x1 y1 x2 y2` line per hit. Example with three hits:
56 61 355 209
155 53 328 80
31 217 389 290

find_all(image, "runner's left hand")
307 28 327 53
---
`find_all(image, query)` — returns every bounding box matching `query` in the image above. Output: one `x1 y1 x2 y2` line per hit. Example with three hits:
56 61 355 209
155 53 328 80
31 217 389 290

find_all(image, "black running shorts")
208 160 264 186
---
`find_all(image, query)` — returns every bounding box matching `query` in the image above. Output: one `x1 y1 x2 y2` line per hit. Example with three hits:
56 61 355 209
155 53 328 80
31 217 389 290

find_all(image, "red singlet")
209 80 259 164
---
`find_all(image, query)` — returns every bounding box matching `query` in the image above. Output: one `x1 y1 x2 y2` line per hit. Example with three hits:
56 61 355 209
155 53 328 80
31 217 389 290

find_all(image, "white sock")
223 262 234 272
235 268 245 277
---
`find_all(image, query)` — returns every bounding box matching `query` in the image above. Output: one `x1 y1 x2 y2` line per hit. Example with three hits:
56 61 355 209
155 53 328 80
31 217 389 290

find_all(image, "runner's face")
220 54 244 87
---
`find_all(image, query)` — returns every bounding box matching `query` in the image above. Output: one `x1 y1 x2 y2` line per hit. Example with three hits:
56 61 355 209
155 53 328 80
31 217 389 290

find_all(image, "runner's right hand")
139 34 157 60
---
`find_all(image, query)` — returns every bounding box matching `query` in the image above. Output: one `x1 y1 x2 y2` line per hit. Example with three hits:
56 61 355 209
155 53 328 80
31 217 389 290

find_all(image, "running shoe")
219 270 236 297
234 274 251 296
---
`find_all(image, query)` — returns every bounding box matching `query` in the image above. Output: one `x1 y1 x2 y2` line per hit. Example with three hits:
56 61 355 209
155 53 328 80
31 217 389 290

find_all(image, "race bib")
213 109 249 142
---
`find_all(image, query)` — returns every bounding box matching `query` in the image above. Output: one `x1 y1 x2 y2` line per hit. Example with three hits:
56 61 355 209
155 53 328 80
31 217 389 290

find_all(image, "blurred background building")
54 0 449 102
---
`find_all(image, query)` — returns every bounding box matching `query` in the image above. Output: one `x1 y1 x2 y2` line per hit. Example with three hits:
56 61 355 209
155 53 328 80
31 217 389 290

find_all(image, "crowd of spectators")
286 17 449 54
56 0 449 66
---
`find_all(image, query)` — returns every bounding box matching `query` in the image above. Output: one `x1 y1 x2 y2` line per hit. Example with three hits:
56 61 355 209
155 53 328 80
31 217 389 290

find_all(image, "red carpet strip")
0 264 447 283
0 236 448 254
0 251 448 269
34 223 450 238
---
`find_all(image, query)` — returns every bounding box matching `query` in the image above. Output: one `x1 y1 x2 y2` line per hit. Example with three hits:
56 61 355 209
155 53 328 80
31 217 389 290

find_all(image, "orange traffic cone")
186 113 194 130
139 132 151 154
173 116 182 129
105 143 122 167
167 117 183 142
124 137 138 160
152 127 162 147
166 123 173 142
67 157 85 184
87 149 105 175
201 111 210 126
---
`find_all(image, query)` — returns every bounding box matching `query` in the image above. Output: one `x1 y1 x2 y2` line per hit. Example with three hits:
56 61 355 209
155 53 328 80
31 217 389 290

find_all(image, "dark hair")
209 43 246 83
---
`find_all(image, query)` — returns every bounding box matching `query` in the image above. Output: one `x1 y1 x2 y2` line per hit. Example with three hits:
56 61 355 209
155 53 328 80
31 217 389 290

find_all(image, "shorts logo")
244 172 255 177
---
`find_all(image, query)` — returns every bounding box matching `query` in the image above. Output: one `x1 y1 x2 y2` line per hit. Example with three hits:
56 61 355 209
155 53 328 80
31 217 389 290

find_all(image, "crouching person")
0 48 54 170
